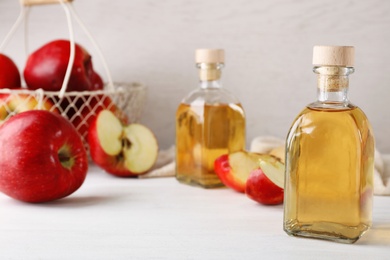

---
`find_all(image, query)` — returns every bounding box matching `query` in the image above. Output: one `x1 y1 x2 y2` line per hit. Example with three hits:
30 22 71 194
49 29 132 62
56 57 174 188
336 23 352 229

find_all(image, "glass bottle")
283 46 375 243
175 49 246 188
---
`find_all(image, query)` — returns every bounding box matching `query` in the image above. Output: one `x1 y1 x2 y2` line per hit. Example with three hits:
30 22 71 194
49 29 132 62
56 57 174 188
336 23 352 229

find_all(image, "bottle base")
284 220 370 244
176 175 225 189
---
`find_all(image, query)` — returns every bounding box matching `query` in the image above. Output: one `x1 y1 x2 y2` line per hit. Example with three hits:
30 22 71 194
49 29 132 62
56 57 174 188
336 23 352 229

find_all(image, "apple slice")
246 168 284 205
259 155 285 189
245 155 285 205
89 110 158 177
214 151 270 193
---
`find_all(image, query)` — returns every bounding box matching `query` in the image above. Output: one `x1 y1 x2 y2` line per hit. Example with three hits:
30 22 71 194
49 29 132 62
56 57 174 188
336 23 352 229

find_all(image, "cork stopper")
195 49 225 64
313 46 354 67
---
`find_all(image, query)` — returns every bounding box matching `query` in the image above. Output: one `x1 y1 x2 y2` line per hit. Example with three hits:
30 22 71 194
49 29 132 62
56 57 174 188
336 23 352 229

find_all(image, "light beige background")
1 0 389 152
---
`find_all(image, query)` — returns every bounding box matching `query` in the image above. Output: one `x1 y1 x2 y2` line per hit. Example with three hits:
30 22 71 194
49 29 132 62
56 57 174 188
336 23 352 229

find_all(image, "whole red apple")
24 39 103 92
0 53 21 89
0 110 88 203
88 110 158 177
245 168 284 205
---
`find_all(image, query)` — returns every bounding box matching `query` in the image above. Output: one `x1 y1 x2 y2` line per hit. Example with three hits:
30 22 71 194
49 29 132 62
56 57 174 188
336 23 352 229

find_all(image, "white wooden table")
0 164 389 259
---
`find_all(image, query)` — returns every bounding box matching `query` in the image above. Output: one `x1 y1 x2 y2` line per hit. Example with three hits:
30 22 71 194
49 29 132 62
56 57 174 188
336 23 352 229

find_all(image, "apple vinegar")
176 103 245 187
283 46 375 243
175 49 246 188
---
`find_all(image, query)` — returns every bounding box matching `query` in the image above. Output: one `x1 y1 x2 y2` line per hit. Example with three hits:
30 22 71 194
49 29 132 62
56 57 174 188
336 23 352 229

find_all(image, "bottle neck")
197 62 223 89
314 66 354 104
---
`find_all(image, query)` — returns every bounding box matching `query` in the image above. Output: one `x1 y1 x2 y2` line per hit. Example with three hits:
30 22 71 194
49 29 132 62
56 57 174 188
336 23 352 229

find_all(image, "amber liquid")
284 106 374 243
176 102 245 188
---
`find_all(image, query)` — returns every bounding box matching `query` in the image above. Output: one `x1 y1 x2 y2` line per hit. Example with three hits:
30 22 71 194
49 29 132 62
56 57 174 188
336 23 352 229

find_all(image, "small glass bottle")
283 46 375 243
175 49 246 188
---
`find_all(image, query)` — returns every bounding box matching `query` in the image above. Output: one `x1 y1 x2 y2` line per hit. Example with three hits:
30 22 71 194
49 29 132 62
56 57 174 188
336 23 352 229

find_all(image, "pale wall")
1 0 389 152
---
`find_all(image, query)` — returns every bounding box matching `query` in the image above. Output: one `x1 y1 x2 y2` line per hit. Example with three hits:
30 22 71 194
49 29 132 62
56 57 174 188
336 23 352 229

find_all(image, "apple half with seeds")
0 93 59 124
88 109 158 177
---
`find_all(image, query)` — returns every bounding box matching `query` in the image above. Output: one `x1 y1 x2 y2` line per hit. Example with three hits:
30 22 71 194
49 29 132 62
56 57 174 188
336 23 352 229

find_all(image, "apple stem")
58 153 71 162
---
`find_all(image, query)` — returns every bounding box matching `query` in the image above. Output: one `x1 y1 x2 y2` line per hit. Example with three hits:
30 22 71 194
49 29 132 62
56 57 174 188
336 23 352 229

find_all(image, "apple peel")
259 156 285 189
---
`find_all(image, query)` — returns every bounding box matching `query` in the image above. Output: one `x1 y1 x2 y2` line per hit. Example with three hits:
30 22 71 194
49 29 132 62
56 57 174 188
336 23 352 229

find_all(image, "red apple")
0 92 59 124
245 156 285 205
214 151 270 193
89 72 104 91
88 109 158 177
24 39 103 92
0 110 88 203
0 53 21 89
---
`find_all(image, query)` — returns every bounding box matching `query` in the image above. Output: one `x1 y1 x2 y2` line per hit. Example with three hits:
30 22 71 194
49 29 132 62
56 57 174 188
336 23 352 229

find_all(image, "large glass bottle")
283 46 375 243
175 49 246 188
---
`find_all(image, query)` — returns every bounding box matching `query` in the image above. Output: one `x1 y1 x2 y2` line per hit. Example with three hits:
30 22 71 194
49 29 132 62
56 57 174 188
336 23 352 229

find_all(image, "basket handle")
1 0 115 98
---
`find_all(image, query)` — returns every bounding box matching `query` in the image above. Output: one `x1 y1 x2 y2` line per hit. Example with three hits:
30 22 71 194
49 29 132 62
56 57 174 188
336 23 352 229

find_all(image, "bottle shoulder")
286 104 375 166
288 105 373 137
293 105 369 121
181 87 241 105
307 101 356 111
300 104 368 117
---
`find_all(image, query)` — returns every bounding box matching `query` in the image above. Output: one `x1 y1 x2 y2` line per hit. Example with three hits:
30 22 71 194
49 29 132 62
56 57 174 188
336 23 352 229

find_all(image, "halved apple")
88 109 158 177
0 93 59 124
214 151 271 193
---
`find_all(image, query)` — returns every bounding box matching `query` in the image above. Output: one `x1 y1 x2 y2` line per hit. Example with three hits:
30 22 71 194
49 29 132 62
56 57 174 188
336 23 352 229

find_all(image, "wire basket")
0 0 147 154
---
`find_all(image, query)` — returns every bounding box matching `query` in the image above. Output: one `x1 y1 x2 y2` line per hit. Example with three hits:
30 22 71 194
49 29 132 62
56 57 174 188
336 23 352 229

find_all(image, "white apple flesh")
123 124 158 173
97 109 123 156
